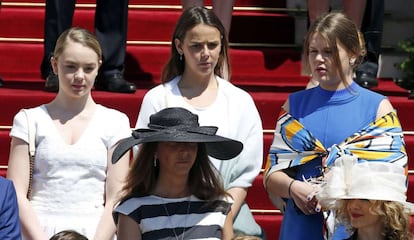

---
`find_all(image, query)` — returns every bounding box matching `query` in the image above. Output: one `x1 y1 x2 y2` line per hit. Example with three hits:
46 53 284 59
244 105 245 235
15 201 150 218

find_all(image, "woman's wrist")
288 179 296 198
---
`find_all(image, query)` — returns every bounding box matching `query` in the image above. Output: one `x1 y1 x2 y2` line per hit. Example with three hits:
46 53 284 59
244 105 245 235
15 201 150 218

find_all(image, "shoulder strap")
21 109 35 158
20 109 35 199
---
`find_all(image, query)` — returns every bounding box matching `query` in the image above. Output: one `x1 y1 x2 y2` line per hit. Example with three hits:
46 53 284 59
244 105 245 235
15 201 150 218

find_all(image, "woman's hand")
290 180 321 215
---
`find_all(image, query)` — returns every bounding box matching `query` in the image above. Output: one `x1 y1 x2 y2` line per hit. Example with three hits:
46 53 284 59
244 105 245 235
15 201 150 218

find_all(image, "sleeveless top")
278 82 386 240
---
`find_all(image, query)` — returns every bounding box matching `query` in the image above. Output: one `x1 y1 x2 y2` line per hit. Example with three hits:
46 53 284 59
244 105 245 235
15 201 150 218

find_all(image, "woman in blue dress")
263 12 407 240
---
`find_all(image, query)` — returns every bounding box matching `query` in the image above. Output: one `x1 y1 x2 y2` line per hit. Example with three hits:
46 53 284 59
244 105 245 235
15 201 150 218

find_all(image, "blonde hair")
336 199 413 240
53 27 102 61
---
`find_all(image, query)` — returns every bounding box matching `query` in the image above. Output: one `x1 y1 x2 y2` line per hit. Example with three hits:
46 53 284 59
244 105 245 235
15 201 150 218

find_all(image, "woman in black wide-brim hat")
113 107 243 240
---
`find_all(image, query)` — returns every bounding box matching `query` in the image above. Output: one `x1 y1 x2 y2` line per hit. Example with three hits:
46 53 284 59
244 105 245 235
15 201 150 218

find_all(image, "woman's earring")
349 58 356 65
179 54 183 61
153 157 157 167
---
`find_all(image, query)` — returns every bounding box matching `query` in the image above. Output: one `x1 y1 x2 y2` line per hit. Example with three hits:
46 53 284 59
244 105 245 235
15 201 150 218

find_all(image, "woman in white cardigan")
135 6 264 238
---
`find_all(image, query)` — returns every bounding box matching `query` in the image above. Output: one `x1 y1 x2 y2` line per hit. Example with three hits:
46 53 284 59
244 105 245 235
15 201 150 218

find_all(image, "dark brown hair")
49 230 88 240
119 142 227 203
161 6 230 82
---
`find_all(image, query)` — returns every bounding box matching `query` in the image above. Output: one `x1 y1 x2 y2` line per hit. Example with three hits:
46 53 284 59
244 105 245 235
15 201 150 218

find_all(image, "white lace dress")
10 104 131 239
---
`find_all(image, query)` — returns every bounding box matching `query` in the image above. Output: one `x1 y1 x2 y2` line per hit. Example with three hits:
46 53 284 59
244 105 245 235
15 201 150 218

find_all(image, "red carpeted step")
0 42 306 88
0 7 295 44
408 173 414 202
0 7 177 41
406 135 414 170
246 174 275 210
253 213 282 239
387 96 414 132
0 130 10 167
2 0 287 8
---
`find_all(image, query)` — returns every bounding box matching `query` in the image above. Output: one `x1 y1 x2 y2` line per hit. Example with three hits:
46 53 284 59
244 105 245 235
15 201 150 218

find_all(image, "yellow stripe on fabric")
285 120 304 141
299 154 320 164
350 149 395 159
370 111 400 128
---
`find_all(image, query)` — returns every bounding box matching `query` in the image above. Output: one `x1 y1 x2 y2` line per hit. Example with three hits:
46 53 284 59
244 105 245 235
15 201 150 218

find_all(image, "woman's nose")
74 69 85 79
315 52 324 62
201 45 209 57
347 199 360 209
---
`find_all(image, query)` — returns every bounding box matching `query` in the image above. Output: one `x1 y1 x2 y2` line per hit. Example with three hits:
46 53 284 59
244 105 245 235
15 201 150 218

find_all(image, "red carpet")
1 0 413 239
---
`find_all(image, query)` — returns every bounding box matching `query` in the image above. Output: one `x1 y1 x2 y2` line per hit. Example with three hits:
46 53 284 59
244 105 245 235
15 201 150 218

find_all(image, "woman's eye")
208 43 219 49
65 65 76 69
85 67 96 73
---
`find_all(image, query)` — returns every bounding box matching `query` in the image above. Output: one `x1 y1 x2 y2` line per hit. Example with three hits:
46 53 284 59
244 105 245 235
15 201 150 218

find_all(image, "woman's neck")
153 174 190 198
355 224 385 240
178 73 218 108
50 93 96 114
47 94 96 122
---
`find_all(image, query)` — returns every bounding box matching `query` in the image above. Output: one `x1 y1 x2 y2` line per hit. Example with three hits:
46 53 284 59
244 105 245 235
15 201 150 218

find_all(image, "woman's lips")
351 213 363 218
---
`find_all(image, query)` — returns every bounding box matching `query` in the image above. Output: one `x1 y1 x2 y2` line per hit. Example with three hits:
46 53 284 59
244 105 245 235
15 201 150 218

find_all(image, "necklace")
162 197 191 240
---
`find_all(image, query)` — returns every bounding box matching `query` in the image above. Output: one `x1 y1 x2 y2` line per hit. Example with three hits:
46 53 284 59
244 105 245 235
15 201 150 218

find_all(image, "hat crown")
112 107 243 164
315 155 414 212
149 107 199 129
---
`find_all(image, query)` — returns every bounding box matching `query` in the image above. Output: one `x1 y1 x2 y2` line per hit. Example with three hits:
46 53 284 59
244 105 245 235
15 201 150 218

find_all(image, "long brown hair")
161 6 231 82
119 142 227 203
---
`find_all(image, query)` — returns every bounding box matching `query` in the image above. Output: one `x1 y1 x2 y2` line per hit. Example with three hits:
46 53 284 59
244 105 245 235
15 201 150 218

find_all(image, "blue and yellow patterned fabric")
264 110 408 180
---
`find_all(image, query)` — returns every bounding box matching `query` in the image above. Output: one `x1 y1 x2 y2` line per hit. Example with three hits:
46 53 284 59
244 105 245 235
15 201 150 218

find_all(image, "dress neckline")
40 104 100 146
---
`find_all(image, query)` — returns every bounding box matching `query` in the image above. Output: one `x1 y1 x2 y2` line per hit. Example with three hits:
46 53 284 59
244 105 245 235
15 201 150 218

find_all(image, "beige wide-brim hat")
316 155 414 212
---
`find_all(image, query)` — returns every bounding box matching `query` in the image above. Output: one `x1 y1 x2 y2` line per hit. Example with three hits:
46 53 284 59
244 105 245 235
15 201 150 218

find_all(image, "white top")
10 104 131 239
136 76 263 189
135 76 264 235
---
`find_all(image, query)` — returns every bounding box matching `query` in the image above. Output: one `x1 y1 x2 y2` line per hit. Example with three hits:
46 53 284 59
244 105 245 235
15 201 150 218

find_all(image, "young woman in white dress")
7 27 131 240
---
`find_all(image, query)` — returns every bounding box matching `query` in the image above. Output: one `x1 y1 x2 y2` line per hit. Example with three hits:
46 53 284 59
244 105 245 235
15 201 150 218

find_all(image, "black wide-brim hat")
112 107 243 164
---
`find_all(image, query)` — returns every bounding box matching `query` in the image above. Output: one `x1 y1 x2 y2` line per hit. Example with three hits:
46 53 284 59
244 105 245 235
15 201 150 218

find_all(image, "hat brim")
338 196 414 213
112 131 243 164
